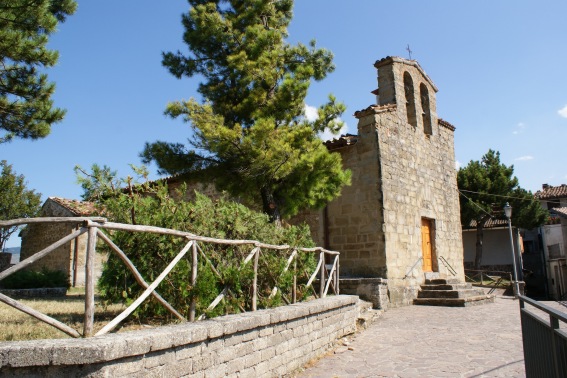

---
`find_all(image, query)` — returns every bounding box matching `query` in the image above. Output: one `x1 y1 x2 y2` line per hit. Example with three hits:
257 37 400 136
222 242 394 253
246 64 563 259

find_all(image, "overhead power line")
458 189 540 203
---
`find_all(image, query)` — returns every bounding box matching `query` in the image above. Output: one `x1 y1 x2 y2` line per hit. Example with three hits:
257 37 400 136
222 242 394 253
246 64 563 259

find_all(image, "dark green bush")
96 182 317 321
0 269 69 289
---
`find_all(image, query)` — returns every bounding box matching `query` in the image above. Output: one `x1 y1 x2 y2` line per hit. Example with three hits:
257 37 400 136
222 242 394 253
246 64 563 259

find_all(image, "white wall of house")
462 228 519 266
543 224 564 259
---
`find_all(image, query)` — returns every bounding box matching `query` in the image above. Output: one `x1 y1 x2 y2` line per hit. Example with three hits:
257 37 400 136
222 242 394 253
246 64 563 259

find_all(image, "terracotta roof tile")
438 118 456 131
354 104 397 118
551 207 567 218
535 184 567 200
467 218 509 229
49 197 97 216
324 134 359 150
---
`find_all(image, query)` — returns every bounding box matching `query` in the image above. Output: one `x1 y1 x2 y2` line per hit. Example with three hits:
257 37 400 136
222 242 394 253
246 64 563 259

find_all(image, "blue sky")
3 1 567 247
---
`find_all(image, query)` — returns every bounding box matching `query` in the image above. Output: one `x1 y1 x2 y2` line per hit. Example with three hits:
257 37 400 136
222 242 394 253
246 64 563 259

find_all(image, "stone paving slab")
295 297 547 378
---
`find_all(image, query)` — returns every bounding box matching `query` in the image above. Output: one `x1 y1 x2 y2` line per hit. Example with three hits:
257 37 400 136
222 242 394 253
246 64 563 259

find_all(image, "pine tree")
0 161 42 251
0 0 77 143
141 0 351 223
457 150 548 269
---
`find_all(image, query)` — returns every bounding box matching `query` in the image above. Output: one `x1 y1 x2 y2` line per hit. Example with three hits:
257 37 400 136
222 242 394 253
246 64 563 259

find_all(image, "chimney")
542 183 550 190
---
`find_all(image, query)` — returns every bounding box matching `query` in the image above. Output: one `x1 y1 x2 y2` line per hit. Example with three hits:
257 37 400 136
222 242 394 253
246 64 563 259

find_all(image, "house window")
420 83 432 136
403 72 417 128
547 200 561 210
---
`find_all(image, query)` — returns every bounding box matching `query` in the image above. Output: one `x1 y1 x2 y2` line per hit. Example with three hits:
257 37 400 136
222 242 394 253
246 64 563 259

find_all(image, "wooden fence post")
319 251 325 298
84 224 97 337
190 241 198 322
252 248 259 311
335 256 340 294
292 258 297 304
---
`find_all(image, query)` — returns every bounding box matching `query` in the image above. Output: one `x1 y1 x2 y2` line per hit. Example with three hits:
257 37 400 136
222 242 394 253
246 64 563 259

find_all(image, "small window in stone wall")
403 72 417 128
420 83 432 136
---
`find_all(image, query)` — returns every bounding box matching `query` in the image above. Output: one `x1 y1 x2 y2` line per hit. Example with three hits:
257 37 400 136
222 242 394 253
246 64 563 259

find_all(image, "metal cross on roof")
406 44 413 60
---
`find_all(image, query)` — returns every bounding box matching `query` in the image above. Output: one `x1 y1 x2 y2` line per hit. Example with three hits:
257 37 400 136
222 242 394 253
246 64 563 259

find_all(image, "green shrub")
0 269 69 289
95 181 317 322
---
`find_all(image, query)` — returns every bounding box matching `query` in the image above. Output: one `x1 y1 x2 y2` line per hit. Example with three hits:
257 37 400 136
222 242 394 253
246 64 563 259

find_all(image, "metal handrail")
403 257 422 279
438 256 457 276
518 295 567 377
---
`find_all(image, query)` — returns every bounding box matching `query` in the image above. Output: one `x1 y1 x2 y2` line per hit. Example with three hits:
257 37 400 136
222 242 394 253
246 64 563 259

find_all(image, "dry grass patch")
0 290 131 341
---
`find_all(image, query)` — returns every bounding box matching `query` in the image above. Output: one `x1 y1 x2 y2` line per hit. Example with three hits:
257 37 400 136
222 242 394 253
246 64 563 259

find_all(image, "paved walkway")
297 297 544 378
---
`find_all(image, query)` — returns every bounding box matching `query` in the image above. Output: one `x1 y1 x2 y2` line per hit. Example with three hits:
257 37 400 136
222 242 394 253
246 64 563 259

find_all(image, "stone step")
420 283 473 291
417 288 486 299
425 278 461 285
413 294 495 307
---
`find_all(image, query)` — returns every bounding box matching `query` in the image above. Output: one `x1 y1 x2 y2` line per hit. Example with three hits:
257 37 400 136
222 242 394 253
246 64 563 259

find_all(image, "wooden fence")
0 217 340 338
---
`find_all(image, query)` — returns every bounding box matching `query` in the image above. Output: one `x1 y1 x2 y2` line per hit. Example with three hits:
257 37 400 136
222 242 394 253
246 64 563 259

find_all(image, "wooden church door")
421 218 434 272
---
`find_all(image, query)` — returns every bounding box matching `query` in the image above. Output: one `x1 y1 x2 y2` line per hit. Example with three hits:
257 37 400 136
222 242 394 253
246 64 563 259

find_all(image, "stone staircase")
414 278 495 307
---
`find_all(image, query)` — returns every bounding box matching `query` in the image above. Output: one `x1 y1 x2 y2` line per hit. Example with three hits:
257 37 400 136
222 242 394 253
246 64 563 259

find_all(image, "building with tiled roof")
532 184 567 299
48 197 97 216
535 184 567 201
19 197 105 287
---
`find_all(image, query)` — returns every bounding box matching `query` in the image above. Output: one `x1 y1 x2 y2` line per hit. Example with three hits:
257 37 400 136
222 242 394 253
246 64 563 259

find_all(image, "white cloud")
318 118 348 142
455 160 461 170
515 155 534 161
558 105 567 118
513 122 526 135
304 104 348 141
304 104 319 122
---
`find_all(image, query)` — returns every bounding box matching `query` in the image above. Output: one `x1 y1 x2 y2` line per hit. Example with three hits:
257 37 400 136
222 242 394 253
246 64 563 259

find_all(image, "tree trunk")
260 187 281 226
474 214 491 270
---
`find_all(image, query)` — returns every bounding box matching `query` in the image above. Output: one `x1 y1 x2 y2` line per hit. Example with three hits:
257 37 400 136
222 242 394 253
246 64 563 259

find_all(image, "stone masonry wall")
20 202 75 279
319 121 386 277
0 296 358 378
19 200 104 287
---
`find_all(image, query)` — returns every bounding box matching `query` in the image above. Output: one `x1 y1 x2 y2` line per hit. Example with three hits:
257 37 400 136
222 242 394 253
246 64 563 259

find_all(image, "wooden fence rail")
0 217 340 338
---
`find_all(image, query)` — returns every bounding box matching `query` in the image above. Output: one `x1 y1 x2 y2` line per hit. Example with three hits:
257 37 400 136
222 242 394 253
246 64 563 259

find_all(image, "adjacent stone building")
19 197 103 287
297 56 465 306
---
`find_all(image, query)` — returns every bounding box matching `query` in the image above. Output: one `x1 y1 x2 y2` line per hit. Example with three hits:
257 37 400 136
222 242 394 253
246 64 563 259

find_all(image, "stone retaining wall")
0 295 358 377
340 278 389 310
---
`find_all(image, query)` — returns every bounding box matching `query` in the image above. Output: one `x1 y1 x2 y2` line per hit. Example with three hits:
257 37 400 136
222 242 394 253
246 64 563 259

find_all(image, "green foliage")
0 0 77 143
457 149 548 229
77 165 317 321
0 268 69 289
142 0 351 222
0 160 42 250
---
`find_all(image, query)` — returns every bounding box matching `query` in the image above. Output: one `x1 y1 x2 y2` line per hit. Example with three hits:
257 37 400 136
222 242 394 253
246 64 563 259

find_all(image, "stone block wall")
339 278 389 310
19 222 106 287
0 295 358 377
317 117 387 277
370 59 465 306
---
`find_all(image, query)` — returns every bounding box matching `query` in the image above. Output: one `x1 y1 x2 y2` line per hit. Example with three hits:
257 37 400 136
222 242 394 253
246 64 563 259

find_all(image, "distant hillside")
3 247 21 264
4 247 20 254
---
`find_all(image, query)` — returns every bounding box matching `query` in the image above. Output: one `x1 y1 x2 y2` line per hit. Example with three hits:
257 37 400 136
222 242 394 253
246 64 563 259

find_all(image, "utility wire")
458 189 541 203
457 189 493 218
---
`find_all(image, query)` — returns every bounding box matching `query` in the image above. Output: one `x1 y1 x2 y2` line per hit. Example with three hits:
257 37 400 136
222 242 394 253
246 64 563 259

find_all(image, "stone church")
297 56 467 307
19 56 473 308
